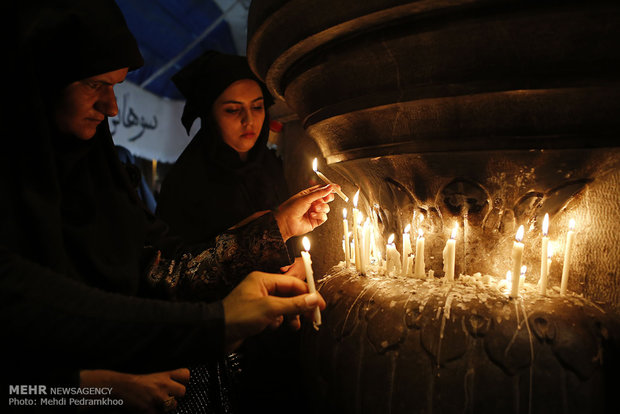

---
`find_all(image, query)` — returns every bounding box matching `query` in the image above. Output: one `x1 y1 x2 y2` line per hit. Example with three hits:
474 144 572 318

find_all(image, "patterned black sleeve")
145 212 292 301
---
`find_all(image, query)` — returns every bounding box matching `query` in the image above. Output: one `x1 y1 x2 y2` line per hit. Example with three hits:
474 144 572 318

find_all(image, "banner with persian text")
109 81 197 163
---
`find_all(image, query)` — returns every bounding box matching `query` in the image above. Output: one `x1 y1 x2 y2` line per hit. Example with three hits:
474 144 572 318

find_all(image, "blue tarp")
116 0 239 99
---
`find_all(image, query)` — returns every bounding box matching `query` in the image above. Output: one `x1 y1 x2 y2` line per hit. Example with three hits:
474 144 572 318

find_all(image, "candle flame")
353 189 360 207
451 224 458 239
419 213 425 223
343 208 347 219
404 223 411 234
388 233 395 244
302 236 311 252
547 244 554 258
506 270 512 281
312 158 318 172
516 225 524 242
418 228 424 238
542 213 549 236
520 265 527 275
569 218 575 231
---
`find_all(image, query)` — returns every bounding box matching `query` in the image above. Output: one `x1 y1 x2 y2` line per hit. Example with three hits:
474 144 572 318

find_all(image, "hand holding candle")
510 225 525 298
560 219 576 296
312 158 349 202
301 237 322 330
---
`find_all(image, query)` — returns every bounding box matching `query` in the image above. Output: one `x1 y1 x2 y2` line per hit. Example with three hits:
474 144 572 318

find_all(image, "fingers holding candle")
312 158 349 202
274 184 338 240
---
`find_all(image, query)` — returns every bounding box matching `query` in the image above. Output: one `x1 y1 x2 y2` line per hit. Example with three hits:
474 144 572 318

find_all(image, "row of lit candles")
312 158 577 298
341 206 576 298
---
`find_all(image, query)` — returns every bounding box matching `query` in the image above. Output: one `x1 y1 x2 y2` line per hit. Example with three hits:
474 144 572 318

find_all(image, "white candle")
312 158 349 202
357 214 366 274
301 237 321 330
352 190 361 271
343 208 350 268
402 224 412 276
560 219 576 296
442 224 458 281
510 225 525 298
414 229 426 278
385 234 401 275
539 213 549 295
363 217 371 273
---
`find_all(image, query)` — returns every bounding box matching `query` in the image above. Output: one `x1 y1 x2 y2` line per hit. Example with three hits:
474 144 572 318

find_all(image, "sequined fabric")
145 212 291 301
173 353 243 414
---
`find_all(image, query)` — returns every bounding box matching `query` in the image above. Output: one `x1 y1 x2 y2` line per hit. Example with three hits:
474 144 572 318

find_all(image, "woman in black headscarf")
157 51 291 246
3 1 332 411
156 52 309 414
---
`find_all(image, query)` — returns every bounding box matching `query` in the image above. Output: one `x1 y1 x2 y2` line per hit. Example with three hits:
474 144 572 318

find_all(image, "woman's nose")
95 86 119 117
241 108 253 126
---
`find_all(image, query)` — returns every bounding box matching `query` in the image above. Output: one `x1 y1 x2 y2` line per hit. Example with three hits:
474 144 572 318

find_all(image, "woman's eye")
225 108 240 114
252 106 264 111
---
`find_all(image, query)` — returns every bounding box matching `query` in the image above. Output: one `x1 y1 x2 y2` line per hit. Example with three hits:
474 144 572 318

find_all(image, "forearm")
145 212 291 301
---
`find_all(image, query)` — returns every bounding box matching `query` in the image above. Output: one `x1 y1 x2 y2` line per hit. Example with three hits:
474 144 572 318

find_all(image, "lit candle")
363 217 371 273
352 190 361 271
357 213 366 274
414 228 426 278
510 225 525 298
539 213 550 295
442 224 458 281
520 265 527 290
312 158 349 202
402 224 412 276
343 209 350 267
560 219 576 296
385 234 401 275
301 237 321 330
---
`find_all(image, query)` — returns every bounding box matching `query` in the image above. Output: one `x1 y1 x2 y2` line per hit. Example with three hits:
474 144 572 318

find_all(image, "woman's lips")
241 132 256 138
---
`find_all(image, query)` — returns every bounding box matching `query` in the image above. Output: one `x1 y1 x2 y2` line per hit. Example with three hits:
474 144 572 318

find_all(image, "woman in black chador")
3 1 334 412
157 52 308 414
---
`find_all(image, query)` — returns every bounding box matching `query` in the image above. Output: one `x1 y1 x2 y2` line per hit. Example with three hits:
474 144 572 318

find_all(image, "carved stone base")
302 266 620 413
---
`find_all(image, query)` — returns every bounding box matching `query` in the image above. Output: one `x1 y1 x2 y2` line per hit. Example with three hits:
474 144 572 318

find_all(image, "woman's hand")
222 271 326 353
80 368 189 413
273 184 337 241
280 257 306 280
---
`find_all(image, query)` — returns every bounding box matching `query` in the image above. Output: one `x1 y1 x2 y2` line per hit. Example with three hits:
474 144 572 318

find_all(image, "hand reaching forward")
273 184 338 242
80 368 189 413
222 271 326 353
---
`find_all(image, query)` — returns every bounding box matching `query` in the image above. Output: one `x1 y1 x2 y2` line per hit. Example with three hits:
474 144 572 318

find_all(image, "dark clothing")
157 125 290 245
3 1 291 403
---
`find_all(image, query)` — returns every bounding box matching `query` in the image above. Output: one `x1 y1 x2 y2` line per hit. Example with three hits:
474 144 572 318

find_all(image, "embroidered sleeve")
145 212 291 301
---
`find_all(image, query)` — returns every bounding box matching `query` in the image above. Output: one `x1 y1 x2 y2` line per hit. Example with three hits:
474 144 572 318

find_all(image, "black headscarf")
172 51 274 135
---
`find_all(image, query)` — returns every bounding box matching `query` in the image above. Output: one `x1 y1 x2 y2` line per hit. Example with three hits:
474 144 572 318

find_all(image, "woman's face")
212 79 265 160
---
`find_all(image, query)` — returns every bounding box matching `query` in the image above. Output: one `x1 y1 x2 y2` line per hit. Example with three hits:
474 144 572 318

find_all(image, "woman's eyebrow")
222 97 264 104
